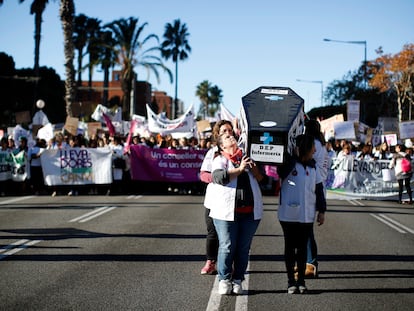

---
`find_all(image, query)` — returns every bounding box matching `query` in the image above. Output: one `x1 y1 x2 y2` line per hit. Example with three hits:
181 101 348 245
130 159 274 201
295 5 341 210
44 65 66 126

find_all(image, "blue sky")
1 0 413 117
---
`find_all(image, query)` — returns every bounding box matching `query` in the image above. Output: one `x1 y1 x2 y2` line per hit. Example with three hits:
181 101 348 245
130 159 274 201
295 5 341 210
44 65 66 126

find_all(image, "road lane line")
235 262 250 311
127 195 143 199
0 239 30 254
79 206 117 223
371 213 406 233
347 199 364 206
0 196 35 206
0 240 41 260
206 275 221 311
378 213 414 234
69 206 110 222
206 262 251 311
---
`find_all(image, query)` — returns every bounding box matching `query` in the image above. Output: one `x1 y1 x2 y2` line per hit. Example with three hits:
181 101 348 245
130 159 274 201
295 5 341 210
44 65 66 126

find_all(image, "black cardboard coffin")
239 86 305 165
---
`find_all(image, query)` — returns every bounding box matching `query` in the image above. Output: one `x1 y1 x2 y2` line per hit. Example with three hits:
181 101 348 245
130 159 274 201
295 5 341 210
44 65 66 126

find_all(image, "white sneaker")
232 279 243 295
218 280 232 295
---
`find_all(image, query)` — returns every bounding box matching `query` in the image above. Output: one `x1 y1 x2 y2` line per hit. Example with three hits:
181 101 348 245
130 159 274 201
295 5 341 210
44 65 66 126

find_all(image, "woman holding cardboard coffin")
199 120 235 275
204 132 266 295
277 134 326 294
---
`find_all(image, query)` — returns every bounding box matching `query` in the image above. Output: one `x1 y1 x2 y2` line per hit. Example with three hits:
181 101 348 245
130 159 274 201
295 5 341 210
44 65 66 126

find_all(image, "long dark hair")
296 134 315 160
305 119 325 145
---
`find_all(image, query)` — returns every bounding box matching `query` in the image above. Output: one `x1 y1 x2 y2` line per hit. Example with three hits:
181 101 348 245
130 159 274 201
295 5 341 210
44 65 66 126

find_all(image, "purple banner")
130 145 206 182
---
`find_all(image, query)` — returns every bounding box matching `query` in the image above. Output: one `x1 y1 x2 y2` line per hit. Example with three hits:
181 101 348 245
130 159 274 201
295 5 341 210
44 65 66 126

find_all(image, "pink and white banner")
130 145 206 182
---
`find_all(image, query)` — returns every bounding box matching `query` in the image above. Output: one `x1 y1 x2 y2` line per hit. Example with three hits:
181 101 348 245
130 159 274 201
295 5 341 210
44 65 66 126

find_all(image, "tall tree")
16 0 54 77
368 44 414 121
105 17 172 119
195 80 223 119
99 30 118 105
161 19 191 118
73 13 89 86
85 17 101 95
59 0 76 117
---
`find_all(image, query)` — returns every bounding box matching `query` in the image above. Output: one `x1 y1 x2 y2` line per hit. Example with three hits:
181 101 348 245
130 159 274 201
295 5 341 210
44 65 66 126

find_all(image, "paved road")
0 194 413 310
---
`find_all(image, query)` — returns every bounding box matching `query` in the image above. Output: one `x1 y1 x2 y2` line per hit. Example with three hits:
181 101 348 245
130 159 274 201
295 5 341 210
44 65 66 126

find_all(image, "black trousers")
398 177 412 202
280 221 313 285
205 208 218 261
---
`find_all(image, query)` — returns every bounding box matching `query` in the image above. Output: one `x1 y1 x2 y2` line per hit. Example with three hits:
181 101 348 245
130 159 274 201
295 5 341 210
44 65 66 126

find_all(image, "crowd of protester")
1 129 413 198
328 138 414 161
0 131 213 197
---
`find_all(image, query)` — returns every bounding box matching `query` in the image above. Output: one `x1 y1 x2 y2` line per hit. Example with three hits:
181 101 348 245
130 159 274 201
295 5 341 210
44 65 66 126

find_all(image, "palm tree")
161 19 191 119
60 0 76 117
15 0 54 77
105 17 172 119
196 80 223 119
85 17 102 95
99 31 118 105
73 13 89 86
3 0 54 112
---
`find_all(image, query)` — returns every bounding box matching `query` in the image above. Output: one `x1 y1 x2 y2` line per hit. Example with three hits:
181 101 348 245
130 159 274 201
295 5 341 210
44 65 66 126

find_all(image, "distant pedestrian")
389 144 413 204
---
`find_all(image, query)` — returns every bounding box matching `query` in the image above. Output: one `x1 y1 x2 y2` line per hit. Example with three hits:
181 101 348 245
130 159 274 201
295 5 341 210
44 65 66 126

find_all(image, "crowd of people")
0 131 213 197
328 138 413 204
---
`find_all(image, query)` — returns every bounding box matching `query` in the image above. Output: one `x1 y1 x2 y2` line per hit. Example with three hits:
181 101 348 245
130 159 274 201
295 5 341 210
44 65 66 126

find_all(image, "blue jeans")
213 215 260 281
306 226 318 266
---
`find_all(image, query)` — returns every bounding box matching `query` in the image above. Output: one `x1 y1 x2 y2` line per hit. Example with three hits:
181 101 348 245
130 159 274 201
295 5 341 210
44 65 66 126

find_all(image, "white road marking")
371 213 414 234
206 262 251 310
69 206 117 223
206 275 221 311
0 239 30 254
0 239 41 260
347 199 364 206
235 262 250 311
0 196 35 206
127 195 143 199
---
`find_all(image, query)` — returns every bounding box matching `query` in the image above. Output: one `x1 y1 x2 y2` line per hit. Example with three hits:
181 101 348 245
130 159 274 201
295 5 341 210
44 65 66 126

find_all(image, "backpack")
401 157 412 173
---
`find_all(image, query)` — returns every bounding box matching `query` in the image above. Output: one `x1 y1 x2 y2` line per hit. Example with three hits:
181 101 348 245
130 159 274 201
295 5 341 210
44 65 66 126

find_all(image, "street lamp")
296 79 324 107
323 38 367 87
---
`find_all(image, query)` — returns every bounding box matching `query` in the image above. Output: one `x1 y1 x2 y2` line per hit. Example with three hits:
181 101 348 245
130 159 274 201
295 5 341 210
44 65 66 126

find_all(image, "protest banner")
0 151 11 181
64 116 79 136
347 100 360 122
334 121 356 140
10 150 29 181
147 104 196 135
399 120 414 139
327 157 413 199
130 144 205 182
41 148 112 186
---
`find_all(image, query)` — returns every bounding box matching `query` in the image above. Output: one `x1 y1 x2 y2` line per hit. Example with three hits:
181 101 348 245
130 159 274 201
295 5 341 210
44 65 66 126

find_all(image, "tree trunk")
121 72 132 119
33 12 41 77
103 66 109 106
174 60 178 118
60 0 76 117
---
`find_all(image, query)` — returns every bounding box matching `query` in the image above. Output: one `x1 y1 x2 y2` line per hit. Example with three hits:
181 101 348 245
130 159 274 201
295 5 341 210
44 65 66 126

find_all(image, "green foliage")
195 80 223 118
0 56 65 127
